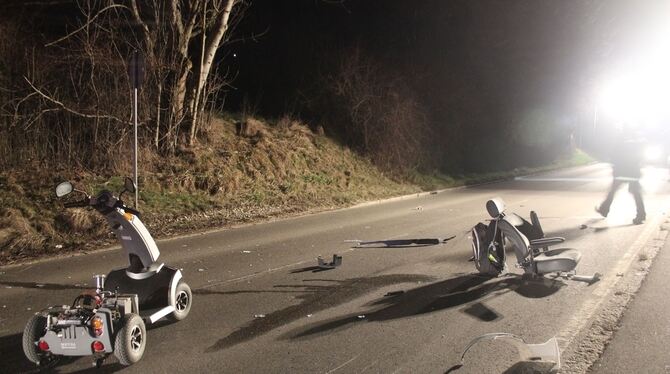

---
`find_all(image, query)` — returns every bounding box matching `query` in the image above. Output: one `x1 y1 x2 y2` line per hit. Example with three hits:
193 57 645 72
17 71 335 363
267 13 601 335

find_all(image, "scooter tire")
22 313 47 365
168 281 192 322
114 313 146 366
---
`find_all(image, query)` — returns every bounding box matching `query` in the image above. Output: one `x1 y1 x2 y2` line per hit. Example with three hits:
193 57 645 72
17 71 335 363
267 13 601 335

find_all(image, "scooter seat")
534 248 581 274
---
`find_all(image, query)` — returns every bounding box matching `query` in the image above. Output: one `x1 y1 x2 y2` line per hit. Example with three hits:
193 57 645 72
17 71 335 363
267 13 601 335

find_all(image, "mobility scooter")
22 177 192 368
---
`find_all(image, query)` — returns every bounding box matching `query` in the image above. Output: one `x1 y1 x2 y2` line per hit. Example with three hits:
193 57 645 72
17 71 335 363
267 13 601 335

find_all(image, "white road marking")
557 214 661 350
325 353 361 374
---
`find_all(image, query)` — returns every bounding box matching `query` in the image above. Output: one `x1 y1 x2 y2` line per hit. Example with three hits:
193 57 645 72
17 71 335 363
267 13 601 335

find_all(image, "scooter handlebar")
63 199 90 208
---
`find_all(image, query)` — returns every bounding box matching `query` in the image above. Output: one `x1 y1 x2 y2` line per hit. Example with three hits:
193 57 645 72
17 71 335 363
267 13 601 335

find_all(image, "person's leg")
597 179 623 217
629 181 646 224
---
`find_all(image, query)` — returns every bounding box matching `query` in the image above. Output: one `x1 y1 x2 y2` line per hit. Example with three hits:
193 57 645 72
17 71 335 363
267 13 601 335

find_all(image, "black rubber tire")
114 313 146 366
22 314 47 365
168 281 192 322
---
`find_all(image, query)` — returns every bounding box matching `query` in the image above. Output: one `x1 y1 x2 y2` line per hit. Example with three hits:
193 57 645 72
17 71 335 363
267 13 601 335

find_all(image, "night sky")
227 0 667 129
2 0 667 172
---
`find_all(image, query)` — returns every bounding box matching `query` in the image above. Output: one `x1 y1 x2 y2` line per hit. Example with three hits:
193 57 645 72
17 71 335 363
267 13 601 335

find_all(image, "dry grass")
0 115 420 264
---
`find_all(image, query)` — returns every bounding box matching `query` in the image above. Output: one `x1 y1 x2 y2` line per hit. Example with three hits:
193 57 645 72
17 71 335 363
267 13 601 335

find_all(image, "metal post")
134 87 138 208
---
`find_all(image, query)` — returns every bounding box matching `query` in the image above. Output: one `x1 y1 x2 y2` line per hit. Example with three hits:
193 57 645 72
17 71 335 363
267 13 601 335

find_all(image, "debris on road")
459 333 561 373
317 255 342 269
347 235 456 247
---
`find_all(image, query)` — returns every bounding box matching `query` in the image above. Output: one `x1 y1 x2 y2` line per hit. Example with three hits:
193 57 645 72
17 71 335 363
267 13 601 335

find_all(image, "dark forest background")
0 0 659 175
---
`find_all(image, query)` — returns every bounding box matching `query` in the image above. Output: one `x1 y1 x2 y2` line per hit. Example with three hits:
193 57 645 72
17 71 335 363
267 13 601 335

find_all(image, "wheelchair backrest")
498 216 531 264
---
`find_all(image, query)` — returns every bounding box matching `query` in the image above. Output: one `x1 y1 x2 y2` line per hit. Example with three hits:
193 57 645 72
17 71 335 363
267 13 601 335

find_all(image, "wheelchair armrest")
529 237 565 249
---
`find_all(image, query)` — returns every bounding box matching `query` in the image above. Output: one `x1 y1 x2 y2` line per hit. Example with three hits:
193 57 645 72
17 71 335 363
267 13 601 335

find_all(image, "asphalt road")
1 163 669 373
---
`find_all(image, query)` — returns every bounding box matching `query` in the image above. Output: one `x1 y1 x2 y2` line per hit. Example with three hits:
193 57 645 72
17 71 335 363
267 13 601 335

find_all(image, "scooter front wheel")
168 281 192 322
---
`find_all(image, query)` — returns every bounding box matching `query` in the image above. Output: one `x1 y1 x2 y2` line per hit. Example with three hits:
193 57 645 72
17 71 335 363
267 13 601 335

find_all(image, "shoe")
595 206 608 218
633 215 646 225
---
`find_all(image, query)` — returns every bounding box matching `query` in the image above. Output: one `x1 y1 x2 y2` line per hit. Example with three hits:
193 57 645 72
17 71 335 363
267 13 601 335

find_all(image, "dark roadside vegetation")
0 1 600 265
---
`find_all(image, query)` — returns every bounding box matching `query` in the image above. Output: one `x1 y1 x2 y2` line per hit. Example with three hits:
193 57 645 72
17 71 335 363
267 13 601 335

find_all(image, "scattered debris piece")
579 224 588 229
460 333 561 372
349 235 456 247
254 314 266 318
317 255 343 269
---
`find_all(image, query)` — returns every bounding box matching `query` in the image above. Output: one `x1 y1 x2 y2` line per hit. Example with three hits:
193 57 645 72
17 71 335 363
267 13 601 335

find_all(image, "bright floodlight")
643 144 663 162
596 12 670 128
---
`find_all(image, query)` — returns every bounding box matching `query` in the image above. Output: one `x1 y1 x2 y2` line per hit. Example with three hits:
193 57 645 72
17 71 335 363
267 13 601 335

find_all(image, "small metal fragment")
317 255 342 269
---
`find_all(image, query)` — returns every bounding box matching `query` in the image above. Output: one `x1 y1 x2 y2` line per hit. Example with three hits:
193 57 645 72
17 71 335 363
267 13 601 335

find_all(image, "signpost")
128 51 145 208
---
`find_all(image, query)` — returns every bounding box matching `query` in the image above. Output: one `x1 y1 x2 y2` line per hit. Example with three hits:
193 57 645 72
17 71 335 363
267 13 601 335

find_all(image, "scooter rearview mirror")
56 181 73 198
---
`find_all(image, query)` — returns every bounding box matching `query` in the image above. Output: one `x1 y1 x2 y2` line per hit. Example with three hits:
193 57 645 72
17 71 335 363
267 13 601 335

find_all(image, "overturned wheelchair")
471 197 600 283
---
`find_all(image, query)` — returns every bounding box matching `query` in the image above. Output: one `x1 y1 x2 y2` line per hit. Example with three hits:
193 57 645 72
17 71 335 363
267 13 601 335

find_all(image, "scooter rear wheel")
168 281 192 322
22 314 47 365
114 313 146 366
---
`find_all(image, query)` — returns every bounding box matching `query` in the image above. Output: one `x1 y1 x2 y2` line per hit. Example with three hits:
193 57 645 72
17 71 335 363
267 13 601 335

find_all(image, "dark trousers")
598 178 646 218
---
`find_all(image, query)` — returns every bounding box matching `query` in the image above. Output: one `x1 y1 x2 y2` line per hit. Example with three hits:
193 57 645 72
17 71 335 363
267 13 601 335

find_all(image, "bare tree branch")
45 4 129 47
24 76 128 125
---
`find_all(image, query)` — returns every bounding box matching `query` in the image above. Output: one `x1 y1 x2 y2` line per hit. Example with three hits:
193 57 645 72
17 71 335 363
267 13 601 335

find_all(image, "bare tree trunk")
187 0 236 146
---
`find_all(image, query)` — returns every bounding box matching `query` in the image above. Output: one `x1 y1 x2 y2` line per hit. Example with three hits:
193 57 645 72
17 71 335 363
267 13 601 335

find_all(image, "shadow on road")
203 273 436 352
285 273 564 341
290 266 335 273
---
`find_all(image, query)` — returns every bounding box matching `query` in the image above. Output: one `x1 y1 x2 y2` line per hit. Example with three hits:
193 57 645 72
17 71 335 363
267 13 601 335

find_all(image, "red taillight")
92 341 105 352
38 340 50 351
92 317 104 336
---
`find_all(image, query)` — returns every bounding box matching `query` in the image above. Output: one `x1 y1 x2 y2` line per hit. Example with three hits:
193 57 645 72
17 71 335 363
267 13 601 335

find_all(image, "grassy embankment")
0 115 593 265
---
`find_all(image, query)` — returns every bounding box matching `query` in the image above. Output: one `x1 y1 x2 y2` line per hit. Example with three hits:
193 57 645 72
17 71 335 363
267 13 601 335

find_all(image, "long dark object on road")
349 236 456 247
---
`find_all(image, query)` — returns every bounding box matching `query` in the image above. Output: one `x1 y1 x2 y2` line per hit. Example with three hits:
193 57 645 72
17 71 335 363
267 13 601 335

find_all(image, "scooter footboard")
105 267 178 310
